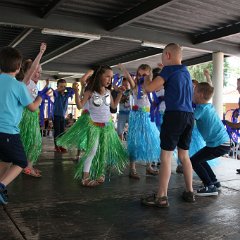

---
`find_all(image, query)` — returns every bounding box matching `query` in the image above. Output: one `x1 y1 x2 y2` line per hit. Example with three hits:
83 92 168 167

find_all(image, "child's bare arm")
118 63 135 89
23 43 47 85
204 69 212 85
72 82 90 109
27 96 42 112
111 86 125 109
80 69 94 86
144 75 165 92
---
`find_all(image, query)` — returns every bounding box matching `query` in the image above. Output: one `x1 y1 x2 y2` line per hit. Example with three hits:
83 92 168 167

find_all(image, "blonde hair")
164 43 182 59
196 82 214 101
137 64 151 73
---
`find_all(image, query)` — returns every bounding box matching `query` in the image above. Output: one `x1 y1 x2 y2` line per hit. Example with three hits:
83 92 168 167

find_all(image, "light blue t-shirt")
194 103 229 147
0 73 33 134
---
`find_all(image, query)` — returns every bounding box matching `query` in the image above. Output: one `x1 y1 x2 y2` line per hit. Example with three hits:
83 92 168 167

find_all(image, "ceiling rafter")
8 28 34 48
106 0 175 31
41 38 93 65
193 21 240 44
0 5 239 56
94 48 163 67
182 53 213 66
40 0 65 18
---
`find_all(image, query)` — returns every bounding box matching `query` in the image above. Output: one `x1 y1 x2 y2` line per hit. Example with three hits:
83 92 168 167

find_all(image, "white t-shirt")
27 80 38 100
89 90 111 123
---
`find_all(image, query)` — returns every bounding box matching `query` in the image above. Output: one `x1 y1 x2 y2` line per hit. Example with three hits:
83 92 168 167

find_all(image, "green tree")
188 58 231 86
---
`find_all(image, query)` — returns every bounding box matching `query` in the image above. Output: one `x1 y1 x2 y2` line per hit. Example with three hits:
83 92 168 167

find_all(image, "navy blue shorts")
160 112 194 151
0 133 28 168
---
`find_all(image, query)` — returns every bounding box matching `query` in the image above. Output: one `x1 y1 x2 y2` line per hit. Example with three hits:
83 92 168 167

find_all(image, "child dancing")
72 65 128 186
17 43 47 177
119 64 160 179
0 47 42 204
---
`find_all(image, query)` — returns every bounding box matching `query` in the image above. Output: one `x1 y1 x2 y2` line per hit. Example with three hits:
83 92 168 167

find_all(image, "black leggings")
190 145 230 186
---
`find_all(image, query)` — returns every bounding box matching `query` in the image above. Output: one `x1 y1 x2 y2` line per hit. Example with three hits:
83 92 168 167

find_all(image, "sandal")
22 167 42 178
81 178 100 187
129 169 140 180
33 168 42 174
141 193 169 208
96 175 105 184
146 168 159 176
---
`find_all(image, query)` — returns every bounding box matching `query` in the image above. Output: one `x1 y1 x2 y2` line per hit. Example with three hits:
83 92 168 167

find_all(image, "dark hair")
196 82 214 101
16 59 32 81
86 65 112 93
152 67 162 79
0 47 22 73
57 79 66 86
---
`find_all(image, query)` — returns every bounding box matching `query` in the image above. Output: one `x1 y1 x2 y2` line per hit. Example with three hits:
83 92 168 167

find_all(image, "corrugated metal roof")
0 0 239 76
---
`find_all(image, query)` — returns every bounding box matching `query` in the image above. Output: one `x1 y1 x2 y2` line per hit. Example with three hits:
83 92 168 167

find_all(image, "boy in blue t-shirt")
191 82 230 196
53 79 74 153
0 47 42 205
141 43 194 207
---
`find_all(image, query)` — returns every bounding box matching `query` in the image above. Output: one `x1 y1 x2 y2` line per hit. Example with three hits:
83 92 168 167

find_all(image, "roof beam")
182 54 213 66
193 22 240 44
0 5 239 56
106 0 174 31
41 39 93 65
43 62 90 73
40 0 65 18
95 48 163 67
8 28 34 47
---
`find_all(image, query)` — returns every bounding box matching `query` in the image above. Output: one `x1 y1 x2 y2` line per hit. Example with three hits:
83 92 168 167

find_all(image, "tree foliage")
187 58 231 86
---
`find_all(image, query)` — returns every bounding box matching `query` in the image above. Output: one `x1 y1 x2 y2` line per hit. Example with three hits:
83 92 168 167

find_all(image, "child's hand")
117 85 126 93
158 63 164 69
72 82 79 91
203 69 210 77
86 69 94 76
45 78 50 86
118 63 125 71
40 43 47 53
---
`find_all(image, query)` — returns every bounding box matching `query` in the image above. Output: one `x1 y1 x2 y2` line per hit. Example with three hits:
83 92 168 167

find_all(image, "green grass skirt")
56 111 90 151
19 108 42 164
73 120 128 180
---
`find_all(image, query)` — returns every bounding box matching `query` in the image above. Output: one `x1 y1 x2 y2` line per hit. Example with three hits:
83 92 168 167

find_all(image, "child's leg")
191 145 230 186
0 162 11 181
83 137 99 178
157 149 173 197
191 147 217 186
178 148 193 192
1 165 22 186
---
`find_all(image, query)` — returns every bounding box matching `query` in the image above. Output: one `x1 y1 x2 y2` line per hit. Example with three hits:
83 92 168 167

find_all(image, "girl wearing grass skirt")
118 64 160 179
17 43 47 177
72 65 128 187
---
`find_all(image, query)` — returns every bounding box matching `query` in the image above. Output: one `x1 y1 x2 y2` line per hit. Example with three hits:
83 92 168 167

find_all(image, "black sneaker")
151 162 156 168
236 169 240 174
213 181 222 191
182 191 195 202
196 185 218 197
0 188 8 205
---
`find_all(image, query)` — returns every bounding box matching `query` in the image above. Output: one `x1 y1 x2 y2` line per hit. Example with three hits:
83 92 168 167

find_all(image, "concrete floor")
1 137 240 240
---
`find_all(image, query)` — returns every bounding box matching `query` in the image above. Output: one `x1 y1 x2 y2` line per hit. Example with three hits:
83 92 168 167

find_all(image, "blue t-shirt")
53 92 69 117
159 65 193 112
0 73 33 134
194 103 229 147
